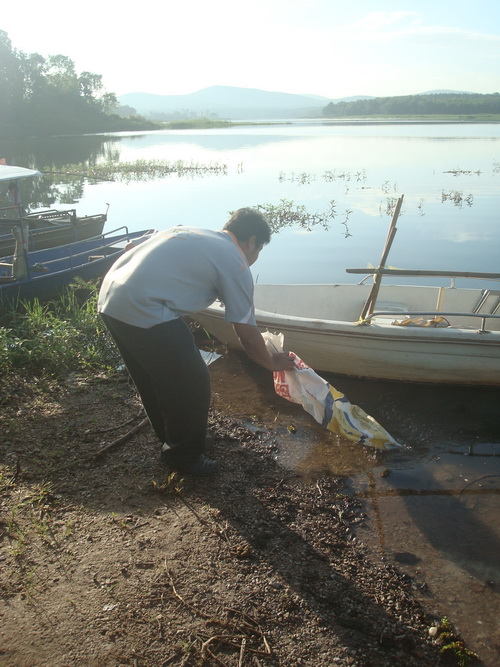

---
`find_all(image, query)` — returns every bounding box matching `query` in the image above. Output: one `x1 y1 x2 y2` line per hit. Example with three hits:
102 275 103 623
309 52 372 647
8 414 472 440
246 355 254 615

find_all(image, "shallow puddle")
209 351 500 666
351 448 499 666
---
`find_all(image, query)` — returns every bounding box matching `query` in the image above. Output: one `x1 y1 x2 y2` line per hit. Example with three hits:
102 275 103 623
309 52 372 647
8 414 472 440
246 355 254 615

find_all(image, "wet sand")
210 350 500 666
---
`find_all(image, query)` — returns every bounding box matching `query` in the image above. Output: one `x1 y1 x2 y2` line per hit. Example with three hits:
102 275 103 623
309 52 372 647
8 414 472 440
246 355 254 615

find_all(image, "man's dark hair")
223 208 271 246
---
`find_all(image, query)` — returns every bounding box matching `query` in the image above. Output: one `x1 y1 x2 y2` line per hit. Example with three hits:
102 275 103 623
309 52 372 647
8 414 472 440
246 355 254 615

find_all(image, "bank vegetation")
0 31 160 139
322 93 500 121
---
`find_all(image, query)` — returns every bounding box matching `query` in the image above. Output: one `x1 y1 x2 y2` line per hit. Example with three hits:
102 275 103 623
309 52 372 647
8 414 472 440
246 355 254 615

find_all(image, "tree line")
0 31 159 138
322 93 500 118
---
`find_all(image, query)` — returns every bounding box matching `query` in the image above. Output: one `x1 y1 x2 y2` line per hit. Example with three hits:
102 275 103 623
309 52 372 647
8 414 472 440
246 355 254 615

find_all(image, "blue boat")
0 165 154 305
0 227 154 305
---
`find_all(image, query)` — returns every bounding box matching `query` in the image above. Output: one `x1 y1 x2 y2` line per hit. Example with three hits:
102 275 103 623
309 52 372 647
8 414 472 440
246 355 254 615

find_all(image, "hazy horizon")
117 85 486 100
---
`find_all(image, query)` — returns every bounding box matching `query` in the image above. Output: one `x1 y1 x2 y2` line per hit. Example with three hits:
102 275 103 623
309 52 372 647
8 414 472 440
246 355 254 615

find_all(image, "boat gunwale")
198 303 500 346
0 229 154 288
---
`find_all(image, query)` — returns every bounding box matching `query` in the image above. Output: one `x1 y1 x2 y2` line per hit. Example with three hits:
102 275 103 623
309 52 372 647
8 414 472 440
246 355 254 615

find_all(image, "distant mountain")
117 86 481 121
118 86 333 120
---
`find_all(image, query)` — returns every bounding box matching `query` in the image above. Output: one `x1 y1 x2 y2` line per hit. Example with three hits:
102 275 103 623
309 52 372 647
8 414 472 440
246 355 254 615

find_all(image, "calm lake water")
5 120 500 289
5 121 500 664
101 123 497 290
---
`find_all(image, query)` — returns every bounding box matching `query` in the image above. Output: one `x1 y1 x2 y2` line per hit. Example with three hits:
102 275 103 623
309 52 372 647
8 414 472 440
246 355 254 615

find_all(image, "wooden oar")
359 195 404 321
347 268 500 280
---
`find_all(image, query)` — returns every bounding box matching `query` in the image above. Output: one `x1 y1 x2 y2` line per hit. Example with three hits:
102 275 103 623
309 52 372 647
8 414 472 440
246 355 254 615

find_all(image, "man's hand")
232 323 294 372
270 352 295 371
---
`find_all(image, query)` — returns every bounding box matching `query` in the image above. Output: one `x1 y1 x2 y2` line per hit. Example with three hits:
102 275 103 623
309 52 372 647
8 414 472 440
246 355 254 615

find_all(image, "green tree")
0 31 23 132
322 93 500 118
79 71 103 101
0 31 160 138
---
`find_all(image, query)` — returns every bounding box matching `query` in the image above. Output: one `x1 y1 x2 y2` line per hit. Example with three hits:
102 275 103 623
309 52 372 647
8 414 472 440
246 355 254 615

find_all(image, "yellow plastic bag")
263 332 400 450
392 316 450 328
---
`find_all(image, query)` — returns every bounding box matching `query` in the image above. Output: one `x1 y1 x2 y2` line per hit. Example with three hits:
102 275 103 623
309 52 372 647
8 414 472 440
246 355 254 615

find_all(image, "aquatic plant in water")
379 197 400 217
44 159 228 183
441 190 474 207
443 168 482 176
254 199 337 234
254 199 354 237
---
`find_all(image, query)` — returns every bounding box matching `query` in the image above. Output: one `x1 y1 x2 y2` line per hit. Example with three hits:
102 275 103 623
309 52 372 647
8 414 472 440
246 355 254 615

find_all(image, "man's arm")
232 323 294 372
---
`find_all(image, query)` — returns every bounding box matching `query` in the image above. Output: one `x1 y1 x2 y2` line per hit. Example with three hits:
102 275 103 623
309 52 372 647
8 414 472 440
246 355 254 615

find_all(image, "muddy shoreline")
1 352 493 666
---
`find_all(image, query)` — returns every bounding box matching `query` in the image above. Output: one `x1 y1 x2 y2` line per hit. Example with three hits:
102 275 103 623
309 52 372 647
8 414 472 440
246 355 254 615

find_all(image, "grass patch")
161 118 291 129
0 280 118 380
162 118 233 129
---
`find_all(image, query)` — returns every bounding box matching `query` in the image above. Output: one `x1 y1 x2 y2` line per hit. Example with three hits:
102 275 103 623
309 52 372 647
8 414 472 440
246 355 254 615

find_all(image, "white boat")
194 197 500 386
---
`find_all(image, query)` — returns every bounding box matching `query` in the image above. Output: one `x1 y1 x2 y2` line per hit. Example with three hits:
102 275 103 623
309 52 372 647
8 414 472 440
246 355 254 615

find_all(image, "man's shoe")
161 446 219 476
178 454 219 476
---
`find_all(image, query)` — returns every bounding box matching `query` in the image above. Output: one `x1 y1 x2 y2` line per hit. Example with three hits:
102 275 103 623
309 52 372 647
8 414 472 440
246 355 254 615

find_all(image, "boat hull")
0 213 107 256
0 229 153 305
194 284 500 386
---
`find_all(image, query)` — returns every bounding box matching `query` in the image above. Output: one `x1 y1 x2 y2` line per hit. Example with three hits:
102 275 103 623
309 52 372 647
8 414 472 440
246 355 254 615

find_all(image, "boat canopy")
0 165 41 182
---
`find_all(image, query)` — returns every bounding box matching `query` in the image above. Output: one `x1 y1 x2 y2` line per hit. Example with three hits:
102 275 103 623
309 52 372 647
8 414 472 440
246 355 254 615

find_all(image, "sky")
1 0 500 100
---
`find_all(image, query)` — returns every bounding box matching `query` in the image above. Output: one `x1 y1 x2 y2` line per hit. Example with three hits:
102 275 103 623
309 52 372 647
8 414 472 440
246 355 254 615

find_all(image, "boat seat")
473 290 500 315
40 217 72 227
368 300 409 325
373 301 409 313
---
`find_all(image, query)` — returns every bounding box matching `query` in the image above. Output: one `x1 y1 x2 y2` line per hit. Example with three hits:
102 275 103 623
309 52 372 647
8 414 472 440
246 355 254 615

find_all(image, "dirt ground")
0 356 480 666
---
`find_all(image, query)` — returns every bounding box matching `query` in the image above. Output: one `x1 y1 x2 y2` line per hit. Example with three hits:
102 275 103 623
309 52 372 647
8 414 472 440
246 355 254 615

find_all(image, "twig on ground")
239 637 247 666
177 495 210 526
165 566 212 619
43 417 150 476
205 644 229 667
85 409 145 434
91 418 149 458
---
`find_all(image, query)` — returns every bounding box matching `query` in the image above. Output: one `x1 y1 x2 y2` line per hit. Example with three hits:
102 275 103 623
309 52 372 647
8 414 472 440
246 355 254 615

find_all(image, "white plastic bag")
264 331 400 450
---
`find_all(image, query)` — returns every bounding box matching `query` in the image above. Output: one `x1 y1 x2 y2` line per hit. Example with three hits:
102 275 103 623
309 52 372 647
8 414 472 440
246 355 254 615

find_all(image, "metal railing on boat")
346 267 500 331
364 310 500 333
23 226 131 280
346 195 500 326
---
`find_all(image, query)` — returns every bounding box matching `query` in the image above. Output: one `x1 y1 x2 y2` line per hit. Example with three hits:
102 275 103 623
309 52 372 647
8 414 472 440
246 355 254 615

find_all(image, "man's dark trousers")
101 314 211 465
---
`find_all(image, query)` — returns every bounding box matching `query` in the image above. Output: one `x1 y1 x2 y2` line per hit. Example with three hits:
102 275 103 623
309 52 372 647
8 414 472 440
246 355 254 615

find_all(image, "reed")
44 159 228 183
254 198 339 233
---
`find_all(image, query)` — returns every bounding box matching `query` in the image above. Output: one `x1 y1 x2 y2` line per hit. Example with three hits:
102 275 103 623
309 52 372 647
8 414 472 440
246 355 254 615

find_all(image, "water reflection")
220 352 500 664
374 464 500 577
274 372 500 666
114 129 297 152
1 134 121 171
2 123 499 286
352 456 500 667
1 134 123 209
